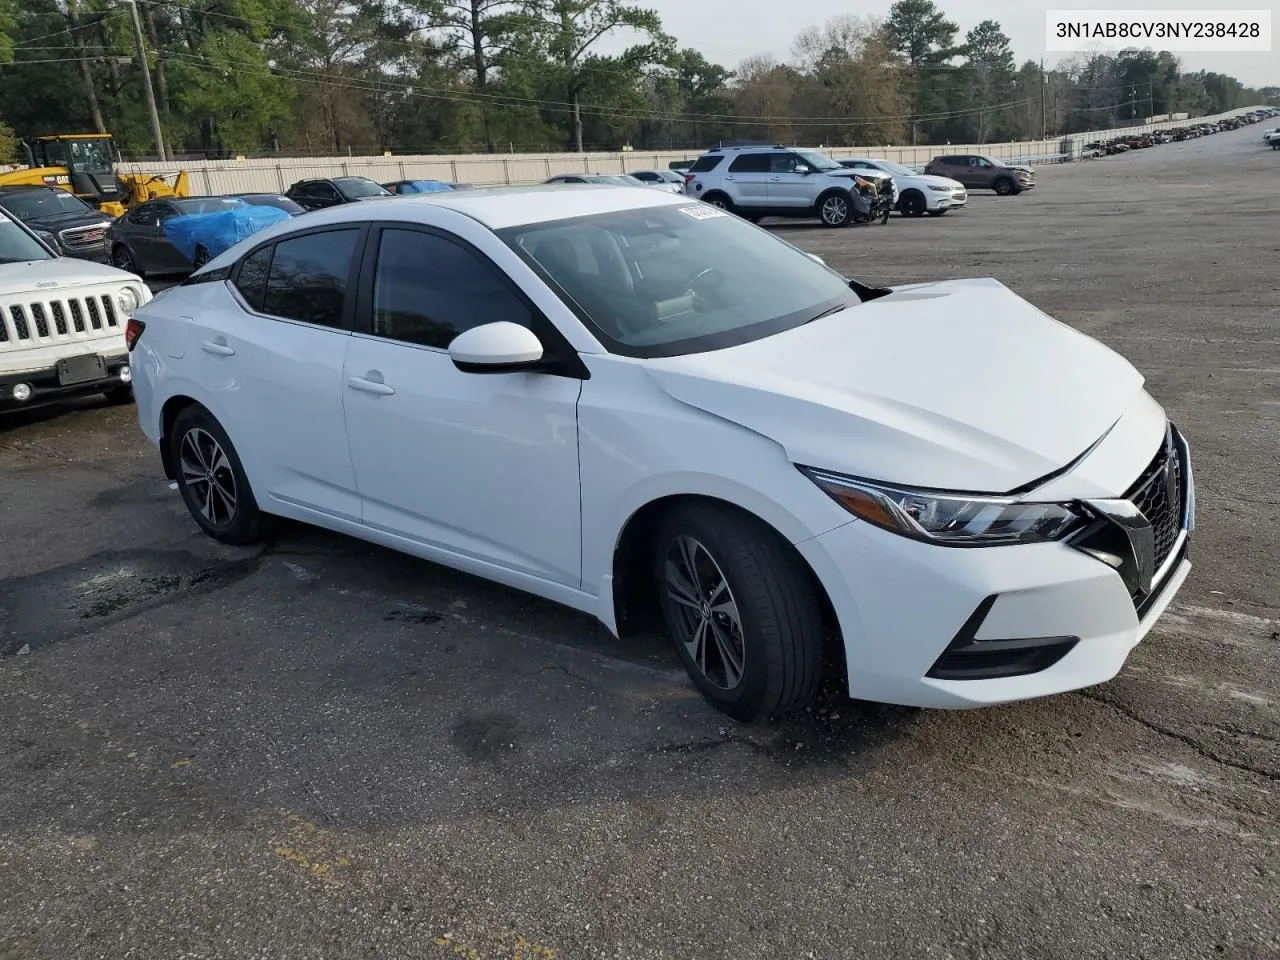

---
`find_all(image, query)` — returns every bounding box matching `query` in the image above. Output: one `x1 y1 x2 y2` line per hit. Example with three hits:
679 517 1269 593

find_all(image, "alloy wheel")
821 195 849 226
663 535 746 690
179 427 238 527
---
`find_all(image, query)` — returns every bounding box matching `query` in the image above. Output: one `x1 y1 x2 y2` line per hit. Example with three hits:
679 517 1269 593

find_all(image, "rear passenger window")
688 155 723 173
728 153 769 173
262 229 360 327
372 229 532 349
234 245 272 310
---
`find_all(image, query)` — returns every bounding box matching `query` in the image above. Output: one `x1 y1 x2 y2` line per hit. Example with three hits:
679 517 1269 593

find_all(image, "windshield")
875 160 916 177
68 138 114 172
336 178 391 199
174 197 244 215
0 214 54 263
237 194 306 213
498 203 858 358
0 190 95 220
795 150 844 172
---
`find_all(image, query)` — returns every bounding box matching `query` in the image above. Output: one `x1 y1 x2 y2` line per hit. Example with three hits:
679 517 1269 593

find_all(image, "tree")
0 0 14 64
962 19 1015 142
792 15 908 145
525 0 673 152
883 0 959 143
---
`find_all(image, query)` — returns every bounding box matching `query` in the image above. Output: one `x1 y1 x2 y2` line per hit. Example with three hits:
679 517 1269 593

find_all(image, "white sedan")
127 185 1194 722
840 157 967 216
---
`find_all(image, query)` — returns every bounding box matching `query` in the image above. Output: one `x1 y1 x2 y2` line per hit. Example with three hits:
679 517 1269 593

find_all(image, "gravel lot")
1 125 1277 960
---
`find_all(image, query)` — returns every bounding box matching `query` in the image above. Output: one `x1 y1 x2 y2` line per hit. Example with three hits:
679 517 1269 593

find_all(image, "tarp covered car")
163 202 291 265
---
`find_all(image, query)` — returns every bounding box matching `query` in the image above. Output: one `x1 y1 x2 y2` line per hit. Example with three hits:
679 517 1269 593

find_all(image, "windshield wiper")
804 302 851 324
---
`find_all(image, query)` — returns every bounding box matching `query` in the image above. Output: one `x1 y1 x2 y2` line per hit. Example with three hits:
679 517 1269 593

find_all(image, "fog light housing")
10 382 33 402
118 365 132 383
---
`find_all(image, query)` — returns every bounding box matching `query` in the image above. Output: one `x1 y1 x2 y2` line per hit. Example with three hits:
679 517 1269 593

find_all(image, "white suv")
1 207 150 409
838 158 967 217
683 146 895 227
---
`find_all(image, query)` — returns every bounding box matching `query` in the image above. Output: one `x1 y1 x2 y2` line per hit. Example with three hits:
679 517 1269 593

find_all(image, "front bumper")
796 427 1194 709
0 352 132 408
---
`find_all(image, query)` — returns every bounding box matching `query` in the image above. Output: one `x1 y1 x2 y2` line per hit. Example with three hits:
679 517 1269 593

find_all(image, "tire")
994 177 1015 196
653 502 826 722
701 192 734 214
111 243 144 278
817 191 852 228
899 190 926 217
103 385 134 405
170 405 265 545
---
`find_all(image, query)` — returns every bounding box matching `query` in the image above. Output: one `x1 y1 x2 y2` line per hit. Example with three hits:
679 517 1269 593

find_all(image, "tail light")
124 317 145 351
683 173 694 184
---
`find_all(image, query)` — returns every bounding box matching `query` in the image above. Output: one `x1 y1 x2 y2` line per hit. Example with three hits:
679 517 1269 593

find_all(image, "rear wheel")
701 192 734 214
654 503 826 722
170 406 265 545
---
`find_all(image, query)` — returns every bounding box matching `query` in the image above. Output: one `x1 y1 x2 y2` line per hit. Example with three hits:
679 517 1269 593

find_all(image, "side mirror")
449 321 545 374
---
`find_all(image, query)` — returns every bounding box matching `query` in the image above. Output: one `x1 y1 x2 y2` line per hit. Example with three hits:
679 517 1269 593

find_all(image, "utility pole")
121 0 167 161
1040 59 1047 138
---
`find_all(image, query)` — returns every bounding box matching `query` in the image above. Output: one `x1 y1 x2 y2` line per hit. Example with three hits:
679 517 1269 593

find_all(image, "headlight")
802 469 1086 546
927 185 951 192
116 287 140 317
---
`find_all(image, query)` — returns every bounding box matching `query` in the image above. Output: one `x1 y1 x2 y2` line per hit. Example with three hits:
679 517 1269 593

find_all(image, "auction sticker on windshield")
678 205 728 220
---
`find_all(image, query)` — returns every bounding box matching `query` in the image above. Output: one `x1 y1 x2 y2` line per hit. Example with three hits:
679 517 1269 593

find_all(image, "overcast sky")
624 1 1278 88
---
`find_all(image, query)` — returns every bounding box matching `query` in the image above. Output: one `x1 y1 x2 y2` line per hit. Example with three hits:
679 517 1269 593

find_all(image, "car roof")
255 184 690 231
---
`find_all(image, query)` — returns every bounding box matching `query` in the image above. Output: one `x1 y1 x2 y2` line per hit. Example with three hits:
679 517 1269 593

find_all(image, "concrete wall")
6 106 1261 193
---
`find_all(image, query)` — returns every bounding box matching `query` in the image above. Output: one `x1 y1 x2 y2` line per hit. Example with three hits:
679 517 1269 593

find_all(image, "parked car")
625 170 686 193
127 186 1194 722
838 158 965 216
684 145 897 226
382 179 454 195
224 192 307 215
543 174 650 187
923 154 1036 195
0 185 114 262
106 196 246 277
285 176 392 211
1 206 149 409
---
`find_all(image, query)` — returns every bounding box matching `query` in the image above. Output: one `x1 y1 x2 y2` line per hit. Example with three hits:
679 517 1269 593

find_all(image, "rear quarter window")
688 155 723 173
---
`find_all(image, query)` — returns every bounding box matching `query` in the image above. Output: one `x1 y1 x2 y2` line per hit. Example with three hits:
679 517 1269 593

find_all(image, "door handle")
347 376 395 396
200 340 235 357
768 176 781 181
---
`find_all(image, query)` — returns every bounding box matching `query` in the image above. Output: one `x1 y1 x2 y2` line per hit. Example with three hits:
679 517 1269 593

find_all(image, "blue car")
382 179 455 195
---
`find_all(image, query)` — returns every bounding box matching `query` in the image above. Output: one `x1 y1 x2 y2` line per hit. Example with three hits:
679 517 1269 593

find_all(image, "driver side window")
372 229 533 349
770 153 807 174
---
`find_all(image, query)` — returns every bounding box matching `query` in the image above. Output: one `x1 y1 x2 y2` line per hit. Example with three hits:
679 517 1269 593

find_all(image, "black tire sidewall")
653 505 822 721
902 192 926 216
995 177 1013 195
112 244 141 276
171 406 262 544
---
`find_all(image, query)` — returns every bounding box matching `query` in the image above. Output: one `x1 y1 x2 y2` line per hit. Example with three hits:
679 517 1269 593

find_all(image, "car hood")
901 173 965 189
0 257 138 297
22 210 112 232
1001 164 1034 175
643 277 1145 493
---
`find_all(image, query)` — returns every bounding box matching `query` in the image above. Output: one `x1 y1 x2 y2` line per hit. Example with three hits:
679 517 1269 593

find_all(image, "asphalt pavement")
1 125 1277 960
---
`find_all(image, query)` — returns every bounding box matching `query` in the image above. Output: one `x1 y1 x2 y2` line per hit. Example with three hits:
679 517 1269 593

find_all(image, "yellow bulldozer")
0 133 190 218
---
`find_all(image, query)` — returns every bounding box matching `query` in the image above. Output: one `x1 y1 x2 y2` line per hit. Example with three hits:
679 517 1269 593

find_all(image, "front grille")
58 224 109 249
1124 430 1185 579
0 294 122 346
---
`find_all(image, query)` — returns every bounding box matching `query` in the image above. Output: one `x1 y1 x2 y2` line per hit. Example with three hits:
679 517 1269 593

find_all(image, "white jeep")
1 208 150 410
683 145 896 227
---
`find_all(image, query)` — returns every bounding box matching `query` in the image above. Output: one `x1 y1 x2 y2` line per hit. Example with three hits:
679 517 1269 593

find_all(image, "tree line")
0 0 1274 162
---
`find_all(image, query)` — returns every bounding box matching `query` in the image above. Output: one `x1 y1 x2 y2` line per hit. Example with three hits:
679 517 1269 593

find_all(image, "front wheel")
898 191 926 217
111 244 144 278
994 177 1014 196
171 405 265 545
817 192 852 228
654 503 826 722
